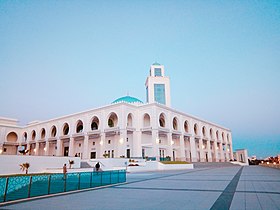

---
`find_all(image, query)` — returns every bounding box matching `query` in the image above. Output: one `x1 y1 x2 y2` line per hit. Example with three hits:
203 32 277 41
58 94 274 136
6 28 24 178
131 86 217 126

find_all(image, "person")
63 163 67 180
95 162 100 171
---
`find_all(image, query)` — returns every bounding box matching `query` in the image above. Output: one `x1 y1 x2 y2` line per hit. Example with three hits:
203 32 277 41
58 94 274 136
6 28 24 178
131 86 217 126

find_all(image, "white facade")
0 64 233 162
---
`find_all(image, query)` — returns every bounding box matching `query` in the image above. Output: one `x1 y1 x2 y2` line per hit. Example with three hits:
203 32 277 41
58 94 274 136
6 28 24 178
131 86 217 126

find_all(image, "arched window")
159 113 166 127
202 126 206 137
127 113 133 127
7 132 18 142
23 132 27 142
63 123 69 135
194 124 198 135
76 120 84 133
173 117 178 130
91 117 99 130
216 131 219 140
31 130 36 140
108 113 118 128
51 126 57 137
41 128 46 139
210 128 213 139
184 120 189 133
143 114 151 127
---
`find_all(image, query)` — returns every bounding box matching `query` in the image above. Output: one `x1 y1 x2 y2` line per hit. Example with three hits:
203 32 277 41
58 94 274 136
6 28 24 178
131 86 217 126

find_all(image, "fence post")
78 173 81 190
3 177 9 202
28 176 32 198
48 175 51 195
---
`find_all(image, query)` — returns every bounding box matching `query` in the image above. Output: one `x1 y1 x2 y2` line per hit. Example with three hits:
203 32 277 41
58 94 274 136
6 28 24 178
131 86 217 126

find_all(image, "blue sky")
0 1 279 158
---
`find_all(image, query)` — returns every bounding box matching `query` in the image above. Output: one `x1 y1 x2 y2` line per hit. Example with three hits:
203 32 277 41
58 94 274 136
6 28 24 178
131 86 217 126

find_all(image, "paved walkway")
1 165 279 210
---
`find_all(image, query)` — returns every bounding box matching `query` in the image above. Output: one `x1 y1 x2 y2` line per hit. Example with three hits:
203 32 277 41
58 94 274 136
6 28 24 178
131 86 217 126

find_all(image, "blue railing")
160 157 171 161
0 170 126 203
146 157 156 161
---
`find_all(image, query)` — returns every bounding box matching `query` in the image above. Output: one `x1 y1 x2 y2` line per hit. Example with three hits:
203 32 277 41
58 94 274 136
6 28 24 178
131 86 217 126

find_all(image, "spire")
152 62 161 66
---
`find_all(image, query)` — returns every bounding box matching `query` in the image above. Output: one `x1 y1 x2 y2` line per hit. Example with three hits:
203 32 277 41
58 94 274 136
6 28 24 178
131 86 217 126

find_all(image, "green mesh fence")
5 176 30 202
79 172 91 189
0 170 126 203
30 175 49 197
0 178 7 202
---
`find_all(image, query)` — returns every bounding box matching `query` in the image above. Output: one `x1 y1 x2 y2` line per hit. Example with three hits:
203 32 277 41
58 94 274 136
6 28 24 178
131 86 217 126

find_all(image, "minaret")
145 63 171 107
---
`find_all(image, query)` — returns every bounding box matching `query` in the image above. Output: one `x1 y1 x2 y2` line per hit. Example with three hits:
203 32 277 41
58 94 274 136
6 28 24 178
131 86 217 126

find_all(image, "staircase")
80 161 92 168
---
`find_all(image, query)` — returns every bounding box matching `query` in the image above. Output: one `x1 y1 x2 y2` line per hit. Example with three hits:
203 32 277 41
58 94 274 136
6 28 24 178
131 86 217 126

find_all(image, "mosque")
0 63 233 162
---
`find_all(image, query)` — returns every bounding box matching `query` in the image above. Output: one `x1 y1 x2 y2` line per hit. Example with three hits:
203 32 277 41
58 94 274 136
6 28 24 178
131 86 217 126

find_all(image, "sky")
0 1 279 158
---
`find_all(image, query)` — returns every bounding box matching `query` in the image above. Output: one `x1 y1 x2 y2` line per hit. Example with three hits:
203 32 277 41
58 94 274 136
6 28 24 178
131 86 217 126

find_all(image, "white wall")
0 155 81 175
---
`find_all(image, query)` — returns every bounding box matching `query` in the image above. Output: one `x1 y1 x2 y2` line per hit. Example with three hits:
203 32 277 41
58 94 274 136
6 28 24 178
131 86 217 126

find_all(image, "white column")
56 139 62 156
207 140 212 162
167 133 173 158
199 138 204 162
225 144 230 161
68 137 75 157
219 143 224 162
133 131 142 158
179 135 185 161
100 133 105 158
83 135 89 160
229 142 234 160
35 142 39 156
152 130 159 161
0 144 3 154
189 136 197 162
118 131 127 158
213 141 218 162
45 141 50 156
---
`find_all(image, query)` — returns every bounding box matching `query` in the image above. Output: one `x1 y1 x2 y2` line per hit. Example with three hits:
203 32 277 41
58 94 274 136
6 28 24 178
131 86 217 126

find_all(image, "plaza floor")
0 165 279 210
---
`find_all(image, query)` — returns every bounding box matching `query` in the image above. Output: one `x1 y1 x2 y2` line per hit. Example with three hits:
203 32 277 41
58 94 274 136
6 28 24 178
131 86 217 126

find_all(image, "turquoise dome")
112 96 143 104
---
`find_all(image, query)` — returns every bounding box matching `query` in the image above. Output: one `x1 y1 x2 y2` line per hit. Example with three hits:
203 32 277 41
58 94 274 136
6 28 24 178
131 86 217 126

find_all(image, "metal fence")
0 170 126 203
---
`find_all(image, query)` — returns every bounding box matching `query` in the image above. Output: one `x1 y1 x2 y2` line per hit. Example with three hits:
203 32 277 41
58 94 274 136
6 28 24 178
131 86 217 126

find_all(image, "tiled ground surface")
1 165 279 210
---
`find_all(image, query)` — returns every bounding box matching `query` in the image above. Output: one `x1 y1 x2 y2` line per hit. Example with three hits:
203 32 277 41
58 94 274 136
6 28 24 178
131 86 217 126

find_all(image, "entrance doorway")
206 153 208 162
91 152 96 159
126 149 130 158
64 147 69 156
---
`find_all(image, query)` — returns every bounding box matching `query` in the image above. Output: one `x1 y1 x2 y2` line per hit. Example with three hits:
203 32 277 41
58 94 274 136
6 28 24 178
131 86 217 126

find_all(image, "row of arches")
198 125 230 141
158 113 230 142
6 112 130 142
5 111 230 143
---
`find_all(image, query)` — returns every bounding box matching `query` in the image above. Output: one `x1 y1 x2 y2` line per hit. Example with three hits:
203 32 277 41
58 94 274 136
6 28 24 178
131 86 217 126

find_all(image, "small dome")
112 96 143 104
152 62 161 66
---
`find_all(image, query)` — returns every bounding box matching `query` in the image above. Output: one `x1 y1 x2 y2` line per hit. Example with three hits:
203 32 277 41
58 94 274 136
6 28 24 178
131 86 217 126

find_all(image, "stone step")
80 161 92 168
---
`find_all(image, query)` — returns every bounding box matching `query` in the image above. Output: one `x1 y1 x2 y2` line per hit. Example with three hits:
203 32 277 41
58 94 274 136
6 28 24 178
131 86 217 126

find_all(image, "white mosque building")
0 63 233 162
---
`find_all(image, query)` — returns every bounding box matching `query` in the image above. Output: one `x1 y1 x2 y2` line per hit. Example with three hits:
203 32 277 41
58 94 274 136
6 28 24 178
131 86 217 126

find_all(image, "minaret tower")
145 63 171 107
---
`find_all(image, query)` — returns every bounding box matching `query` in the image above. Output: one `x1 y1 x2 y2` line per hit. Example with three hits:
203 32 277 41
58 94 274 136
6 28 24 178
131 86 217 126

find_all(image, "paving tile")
1 165 280 210
230 192 262 210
